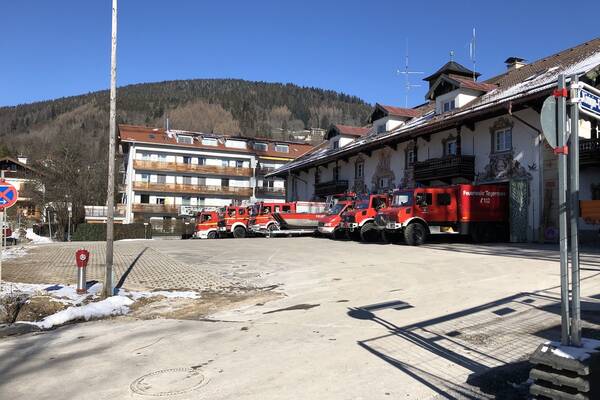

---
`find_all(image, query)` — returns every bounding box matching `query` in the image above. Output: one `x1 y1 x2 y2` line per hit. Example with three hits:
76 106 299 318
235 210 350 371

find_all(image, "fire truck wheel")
360 222 380 243
404 222 427 246
233 226 247 239
207 231 218 239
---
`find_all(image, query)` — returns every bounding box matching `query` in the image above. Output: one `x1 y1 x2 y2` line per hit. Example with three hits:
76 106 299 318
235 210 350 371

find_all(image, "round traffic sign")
0 181 18 209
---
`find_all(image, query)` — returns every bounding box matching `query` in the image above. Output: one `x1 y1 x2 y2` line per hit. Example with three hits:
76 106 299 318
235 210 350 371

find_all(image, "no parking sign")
0 180 18 209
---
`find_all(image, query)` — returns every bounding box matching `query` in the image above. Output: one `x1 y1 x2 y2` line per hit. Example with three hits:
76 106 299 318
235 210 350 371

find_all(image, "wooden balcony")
131 204 180 214
580 138 600 166
133 160 253 177
414 155 475 183
314 180 349 197
256 186 286 196
132 181 253 197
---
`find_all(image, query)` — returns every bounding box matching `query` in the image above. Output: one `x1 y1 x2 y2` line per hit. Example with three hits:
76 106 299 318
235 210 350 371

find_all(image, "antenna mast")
396 39 423 108
470 28 476 81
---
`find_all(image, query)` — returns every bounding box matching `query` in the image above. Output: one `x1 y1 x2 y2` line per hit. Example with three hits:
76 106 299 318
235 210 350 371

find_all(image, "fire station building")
118 125 313 228
269 38 600 243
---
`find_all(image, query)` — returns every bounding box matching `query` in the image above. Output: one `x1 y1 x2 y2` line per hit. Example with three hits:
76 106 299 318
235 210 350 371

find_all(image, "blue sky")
1 1 598 108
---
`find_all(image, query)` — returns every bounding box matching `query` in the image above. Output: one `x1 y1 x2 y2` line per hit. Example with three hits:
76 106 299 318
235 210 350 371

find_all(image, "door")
509 179 529 242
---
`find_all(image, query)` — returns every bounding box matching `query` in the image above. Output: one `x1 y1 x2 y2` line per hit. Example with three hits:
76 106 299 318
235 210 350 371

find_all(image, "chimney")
17 155 28 164
505 57 527 71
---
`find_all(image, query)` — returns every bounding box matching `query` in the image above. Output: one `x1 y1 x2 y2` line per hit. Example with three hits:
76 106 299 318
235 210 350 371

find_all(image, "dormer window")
442 100 456 113
275 144 289 153
177 135 193 144
332 140 340 150
253 142 268 151
202 138 218 146
377 124 386 134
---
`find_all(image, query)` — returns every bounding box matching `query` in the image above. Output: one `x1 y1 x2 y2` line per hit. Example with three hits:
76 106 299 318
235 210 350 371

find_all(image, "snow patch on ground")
0 246 28 261
30 296 134 329
25 228 53 244
542 338 600 361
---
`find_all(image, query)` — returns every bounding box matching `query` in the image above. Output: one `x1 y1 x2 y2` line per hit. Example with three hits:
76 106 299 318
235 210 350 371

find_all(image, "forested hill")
0 79 373 158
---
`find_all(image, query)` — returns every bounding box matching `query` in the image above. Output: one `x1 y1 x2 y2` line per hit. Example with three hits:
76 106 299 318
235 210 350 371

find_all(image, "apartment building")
118 125 312 227
269 38 600 243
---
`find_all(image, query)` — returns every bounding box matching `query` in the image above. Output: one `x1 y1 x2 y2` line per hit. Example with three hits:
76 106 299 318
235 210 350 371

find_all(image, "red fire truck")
374 184 509 245
217 205 252 238
317 200 354 238
194 208 221 239
340 194 390 242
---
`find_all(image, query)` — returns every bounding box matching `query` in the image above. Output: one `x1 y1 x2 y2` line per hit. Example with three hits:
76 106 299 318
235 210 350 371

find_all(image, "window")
202 138 218 146
222 178 229 187
236 160 244 168
332 140 340 150
407 149 416 166
158 154 167 162
182 176 192 185
156 174 166 184
177 135 193 144
182 196 191 206
442 100 456 113
182 156 192 164
156 197 166 205
355 161 364 179
494 128 512 152
437 193 451 206
415 192 432 206
254 142 268 151
379 177 389 188
140 194 150 204
197 177 206 186
263 179 275 188
377 124 386 134
140 173 150 183
446 139 457 156
198 157 206 165
222 159 229 167
333 166 340 182
275 144 289 153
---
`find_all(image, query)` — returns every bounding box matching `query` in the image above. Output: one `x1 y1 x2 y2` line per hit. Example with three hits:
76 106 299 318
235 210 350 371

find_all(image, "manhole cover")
130 368 206 397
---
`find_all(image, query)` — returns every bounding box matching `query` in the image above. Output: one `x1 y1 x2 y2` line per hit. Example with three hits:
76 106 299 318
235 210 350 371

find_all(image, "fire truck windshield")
392 192 413 207
327 203 347 215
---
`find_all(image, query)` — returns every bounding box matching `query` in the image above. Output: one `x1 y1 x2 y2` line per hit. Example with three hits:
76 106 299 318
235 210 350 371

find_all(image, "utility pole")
104 0 118 298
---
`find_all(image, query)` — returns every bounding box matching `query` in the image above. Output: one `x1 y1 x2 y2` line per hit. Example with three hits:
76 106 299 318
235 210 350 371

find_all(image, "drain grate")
130 367 207 397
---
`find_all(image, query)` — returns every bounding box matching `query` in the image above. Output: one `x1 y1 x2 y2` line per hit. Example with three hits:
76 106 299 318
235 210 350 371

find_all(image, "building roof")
118 125 314 160
425 74 497 99
325 124 370 140
267 37 600 178
377 104 423 118
423 61 481 82
0 156 40 176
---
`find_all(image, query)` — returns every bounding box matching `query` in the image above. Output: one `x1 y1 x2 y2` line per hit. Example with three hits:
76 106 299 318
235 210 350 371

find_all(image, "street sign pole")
557 74 571 346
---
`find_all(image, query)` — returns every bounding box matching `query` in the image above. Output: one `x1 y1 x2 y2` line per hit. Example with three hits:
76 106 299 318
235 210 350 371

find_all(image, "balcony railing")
580 138 600 166
133 160 253 177
131 204 180 214
314 180 349 197
84 205 127 218
132 181 253 197
256 186 286 195
256 166 278 175
414 155 475 182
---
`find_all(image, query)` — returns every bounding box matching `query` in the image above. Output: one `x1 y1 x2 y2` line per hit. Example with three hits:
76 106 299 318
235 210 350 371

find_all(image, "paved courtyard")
1 237 600 399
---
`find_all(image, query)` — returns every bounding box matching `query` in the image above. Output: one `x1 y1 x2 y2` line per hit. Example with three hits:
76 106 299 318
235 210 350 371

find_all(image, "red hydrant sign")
75 249 90 268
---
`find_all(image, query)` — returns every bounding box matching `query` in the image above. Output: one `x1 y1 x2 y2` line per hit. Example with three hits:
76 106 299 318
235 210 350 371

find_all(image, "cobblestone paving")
1 241 232 291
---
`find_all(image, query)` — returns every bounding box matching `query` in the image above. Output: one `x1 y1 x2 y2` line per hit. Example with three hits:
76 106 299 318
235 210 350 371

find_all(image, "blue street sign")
0 182 18 208
579 87 600 120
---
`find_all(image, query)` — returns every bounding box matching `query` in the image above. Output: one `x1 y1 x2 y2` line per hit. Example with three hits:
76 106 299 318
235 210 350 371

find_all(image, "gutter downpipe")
508 102 544 243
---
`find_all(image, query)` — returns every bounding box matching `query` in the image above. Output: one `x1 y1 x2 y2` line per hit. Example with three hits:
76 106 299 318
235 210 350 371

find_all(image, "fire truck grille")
374 214 388 227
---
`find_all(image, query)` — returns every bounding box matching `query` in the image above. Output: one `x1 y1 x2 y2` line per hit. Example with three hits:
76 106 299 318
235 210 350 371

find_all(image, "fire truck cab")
217 206 251 238
340 194 390 242
317 200 354 238
194 209 220 239
375 184 509 245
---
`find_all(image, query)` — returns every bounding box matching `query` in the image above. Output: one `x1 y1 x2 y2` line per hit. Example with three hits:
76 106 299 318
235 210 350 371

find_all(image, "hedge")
72 223 151 241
